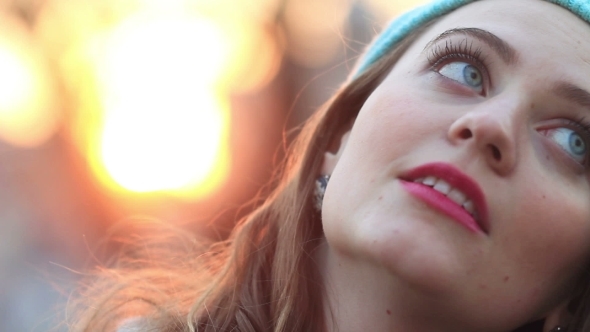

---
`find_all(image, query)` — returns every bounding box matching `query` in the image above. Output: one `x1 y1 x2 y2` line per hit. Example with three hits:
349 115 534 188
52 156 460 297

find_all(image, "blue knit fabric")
354 0 590 76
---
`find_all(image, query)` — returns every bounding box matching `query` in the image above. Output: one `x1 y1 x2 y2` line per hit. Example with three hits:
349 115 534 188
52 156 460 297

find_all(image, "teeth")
463 200 475 214
433 179 452 195
413 175 477 219
447 188 468 206
423 176 437 186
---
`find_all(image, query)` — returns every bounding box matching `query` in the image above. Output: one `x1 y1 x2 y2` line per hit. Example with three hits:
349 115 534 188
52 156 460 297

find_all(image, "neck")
314 239 470 332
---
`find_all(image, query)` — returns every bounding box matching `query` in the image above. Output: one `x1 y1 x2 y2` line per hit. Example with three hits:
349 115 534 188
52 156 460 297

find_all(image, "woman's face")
322 0 590 330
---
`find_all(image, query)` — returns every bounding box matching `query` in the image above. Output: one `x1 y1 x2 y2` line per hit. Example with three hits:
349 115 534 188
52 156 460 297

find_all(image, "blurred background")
0 0 427 330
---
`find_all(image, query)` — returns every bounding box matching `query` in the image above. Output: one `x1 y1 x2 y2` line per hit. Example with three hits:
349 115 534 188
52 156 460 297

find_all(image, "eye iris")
569 132 586 156
463 64 482 87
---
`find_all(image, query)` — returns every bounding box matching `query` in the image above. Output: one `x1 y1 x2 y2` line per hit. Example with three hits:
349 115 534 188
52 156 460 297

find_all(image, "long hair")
66 19 590 332
66 28 418 331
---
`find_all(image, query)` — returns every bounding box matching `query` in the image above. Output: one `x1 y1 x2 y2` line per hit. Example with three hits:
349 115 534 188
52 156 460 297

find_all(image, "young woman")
71 0 590 331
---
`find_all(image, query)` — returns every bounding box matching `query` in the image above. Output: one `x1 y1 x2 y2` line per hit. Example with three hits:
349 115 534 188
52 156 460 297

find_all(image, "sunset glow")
91 12 232 195
100 90 228 193
0 17 58 148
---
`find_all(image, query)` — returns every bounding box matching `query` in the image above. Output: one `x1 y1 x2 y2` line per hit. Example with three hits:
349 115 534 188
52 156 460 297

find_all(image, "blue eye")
438 62 484 92
546 128 587 163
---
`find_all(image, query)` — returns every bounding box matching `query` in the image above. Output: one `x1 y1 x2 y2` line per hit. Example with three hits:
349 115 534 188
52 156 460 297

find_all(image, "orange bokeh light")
0 15 59 148
36 0 283 199
99 90 229 194
89 12 232 196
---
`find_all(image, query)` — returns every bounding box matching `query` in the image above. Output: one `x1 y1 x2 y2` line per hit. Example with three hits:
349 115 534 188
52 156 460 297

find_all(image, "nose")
448 106 518 175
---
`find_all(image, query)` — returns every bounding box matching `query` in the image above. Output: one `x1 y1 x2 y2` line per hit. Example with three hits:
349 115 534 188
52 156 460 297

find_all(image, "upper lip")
400 162 489 233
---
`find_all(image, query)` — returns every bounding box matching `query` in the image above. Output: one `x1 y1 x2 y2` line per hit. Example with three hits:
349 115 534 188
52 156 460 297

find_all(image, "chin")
332 213 471 296
379 233 465 294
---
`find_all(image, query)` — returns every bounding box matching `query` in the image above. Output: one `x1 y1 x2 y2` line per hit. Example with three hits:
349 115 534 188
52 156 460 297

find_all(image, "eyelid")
539 119 590 142
426 38 493 94
438 62 485 94
425 28 518 66
538 119 590 169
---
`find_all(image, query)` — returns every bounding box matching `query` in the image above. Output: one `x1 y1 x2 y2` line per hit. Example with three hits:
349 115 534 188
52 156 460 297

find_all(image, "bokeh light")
216 15 283 92
93 12 233 196
32 0 436 198
0 1 453 331
34 0 287 198
0 14 59 148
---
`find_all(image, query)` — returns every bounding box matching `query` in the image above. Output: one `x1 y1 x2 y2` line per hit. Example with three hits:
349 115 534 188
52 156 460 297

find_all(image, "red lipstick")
399 162 489 234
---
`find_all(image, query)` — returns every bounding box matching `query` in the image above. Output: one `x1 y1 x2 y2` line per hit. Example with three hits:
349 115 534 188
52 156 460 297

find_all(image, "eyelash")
426 39 590 168
426 39 490 93
567 117 590 137
566 115 590 152
552 117 590 167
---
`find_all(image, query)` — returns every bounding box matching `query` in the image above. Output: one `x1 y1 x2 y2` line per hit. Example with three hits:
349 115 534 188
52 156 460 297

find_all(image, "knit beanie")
354 0 590 76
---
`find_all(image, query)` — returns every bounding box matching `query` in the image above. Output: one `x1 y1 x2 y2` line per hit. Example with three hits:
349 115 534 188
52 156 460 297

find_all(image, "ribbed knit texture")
354 0 590 76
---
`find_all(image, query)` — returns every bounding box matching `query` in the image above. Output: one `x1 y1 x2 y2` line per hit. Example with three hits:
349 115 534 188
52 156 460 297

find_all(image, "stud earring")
314 175 330 211
550 326 565 332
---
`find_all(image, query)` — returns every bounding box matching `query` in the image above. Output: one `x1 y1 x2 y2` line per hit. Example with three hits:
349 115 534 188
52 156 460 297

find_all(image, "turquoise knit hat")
354 0 590 76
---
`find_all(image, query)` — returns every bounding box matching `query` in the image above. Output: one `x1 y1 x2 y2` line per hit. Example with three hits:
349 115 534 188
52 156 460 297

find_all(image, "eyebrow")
554 82 590 109
427 28 590 109
426 28 518 65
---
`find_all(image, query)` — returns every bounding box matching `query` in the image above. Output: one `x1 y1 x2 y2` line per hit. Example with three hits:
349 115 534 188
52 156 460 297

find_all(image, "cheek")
504 178 590 282
350 89 440 159
320 87 452 266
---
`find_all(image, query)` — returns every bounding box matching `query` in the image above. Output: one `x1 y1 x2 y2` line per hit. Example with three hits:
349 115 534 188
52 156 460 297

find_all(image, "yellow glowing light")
218 17 283 92
100 89 228 193
96 13 232 98
199 0 281 22
37 0 282 197
91 12 231 194
0 50 31 110
0 16 58 148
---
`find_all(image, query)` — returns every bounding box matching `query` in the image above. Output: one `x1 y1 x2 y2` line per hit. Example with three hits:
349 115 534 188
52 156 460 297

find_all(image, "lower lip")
400 180 483 234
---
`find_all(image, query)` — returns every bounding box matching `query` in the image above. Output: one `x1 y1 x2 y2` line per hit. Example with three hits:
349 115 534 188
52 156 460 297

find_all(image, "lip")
399 162 489 234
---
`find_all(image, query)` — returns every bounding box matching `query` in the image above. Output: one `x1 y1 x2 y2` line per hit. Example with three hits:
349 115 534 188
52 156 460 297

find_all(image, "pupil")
463 65 481 87
569 132 586 155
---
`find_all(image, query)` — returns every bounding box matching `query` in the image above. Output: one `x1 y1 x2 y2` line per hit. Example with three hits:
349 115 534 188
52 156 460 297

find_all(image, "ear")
321 130 351 175
543 299 574 332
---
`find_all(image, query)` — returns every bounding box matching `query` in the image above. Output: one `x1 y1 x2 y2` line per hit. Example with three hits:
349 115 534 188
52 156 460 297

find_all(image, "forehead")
399 0 590 75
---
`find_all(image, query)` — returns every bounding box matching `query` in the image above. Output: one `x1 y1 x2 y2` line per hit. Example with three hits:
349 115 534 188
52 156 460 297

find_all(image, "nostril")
459 129 473 139
489 145 501 161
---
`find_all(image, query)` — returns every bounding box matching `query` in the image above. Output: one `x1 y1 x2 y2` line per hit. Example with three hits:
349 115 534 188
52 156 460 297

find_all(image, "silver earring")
550 326 565 332
314 175 330 211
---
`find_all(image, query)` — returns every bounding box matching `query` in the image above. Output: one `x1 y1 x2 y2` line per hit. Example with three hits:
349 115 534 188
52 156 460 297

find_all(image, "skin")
317 0 590 331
